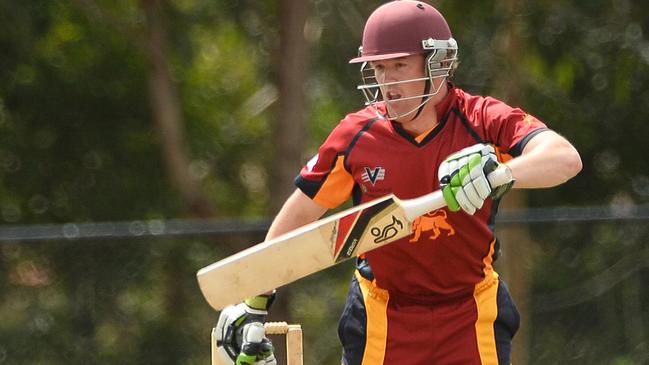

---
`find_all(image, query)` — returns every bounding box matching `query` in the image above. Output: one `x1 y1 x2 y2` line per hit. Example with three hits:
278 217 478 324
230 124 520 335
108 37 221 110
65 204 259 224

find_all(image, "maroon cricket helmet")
349 0 453 64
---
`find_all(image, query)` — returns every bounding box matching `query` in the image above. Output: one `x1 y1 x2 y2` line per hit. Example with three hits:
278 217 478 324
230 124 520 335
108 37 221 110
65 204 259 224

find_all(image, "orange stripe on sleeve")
493 145 513 163
312 155 354 208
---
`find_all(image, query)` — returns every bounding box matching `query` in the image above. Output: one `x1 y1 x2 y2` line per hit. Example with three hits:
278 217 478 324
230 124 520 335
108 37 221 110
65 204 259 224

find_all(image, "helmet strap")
408 78 431 121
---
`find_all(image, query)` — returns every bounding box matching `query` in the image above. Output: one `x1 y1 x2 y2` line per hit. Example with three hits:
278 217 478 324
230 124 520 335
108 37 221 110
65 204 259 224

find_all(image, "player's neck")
396 102 439 137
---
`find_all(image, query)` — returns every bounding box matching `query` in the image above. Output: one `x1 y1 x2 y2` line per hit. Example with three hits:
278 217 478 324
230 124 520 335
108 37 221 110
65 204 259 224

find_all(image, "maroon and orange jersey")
296 84 547 299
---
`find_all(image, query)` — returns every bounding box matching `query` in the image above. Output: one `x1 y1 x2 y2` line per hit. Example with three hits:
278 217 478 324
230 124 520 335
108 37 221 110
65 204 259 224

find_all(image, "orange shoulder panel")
312 155 354 208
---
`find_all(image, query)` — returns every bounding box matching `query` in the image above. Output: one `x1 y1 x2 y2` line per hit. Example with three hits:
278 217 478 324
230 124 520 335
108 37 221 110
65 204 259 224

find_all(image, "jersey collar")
388 82 456 146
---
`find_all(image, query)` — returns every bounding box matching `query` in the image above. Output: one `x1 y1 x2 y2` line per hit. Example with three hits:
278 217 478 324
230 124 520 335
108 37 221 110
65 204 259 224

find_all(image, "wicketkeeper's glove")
215 292 277 365
438 143 514 215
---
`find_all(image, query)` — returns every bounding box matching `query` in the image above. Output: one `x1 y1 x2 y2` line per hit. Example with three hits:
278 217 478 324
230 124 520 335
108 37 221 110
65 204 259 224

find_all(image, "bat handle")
398 166 513 222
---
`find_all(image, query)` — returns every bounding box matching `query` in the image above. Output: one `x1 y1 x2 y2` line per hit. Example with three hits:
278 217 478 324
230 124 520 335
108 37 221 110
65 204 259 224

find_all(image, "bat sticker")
371 216 404 244
335 199 395 262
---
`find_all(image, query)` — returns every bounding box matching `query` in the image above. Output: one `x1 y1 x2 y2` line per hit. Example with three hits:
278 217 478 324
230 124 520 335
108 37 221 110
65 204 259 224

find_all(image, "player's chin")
386 104 411 122
385 101 398 114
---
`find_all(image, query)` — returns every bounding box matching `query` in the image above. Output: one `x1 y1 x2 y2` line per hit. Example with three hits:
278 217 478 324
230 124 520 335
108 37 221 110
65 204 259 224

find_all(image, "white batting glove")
438 144 514 215
235 322 277 365
214 293 276 365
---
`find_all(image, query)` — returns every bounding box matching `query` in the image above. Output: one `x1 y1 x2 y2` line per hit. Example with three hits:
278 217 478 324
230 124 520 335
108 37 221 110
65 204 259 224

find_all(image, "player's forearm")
265 189 328 241
265 215 311 241
506 131 582 189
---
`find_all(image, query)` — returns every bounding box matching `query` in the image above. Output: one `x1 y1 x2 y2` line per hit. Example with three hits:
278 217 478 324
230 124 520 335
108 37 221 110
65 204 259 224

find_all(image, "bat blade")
197 194 412 311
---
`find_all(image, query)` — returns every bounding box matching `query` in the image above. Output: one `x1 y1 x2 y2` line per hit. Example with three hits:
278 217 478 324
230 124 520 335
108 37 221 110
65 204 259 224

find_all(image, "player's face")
371 55 441 122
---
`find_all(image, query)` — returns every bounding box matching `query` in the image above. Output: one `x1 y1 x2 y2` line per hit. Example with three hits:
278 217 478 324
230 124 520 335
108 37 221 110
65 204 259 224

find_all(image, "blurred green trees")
1 0 649 364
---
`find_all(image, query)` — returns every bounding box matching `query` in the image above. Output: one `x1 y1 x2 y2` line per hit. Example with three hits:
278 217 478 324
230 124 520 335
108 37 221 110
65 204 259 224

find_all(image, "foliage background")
1 0 649 364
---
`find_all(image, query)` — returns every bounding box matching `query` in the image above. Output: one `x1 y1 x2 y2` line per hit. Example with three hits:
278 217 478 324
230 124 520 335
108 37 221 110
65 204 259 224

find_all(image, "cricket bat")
198 167 511 311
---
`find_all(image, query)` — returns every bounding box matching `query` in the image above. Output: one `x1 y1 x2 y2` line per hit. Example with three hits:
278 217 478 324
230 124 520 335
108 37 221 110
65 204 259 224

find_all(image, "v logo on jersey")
362 167 385 185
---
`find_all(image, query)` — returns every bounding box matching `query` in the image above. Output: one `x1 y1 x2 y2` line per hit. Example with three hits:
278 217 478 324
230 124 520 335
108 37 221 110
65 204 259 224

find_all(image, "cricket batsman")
215 1 582 364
